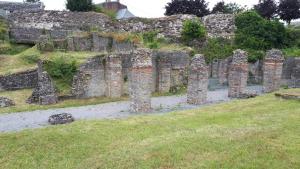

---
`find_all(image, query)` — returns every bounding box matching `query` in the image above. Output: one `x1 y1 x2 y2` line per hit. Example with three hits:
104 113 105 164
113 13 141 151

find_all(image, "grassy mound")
0 89 299 168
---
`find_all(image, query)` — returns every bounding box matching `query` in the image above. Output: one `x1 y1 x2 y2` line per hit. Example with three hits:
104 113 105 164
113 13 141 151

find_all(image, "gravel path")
0 86 262 133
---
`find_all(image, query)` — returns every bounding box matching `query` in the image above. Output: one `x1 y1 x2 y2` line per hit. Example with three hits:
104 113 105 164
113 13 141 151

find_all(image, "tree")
226 3 246 14
211 1 229 14
278 0 300 24
254 0 277 19
25 0 40 2
165 0 210 17
66 0 93 12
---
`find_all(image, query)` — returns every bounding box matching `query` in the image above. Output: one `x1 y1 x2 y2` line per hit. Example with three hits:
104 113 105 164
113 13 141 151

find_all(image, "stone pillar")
105 54 123 98
187 54 209 105
129 48 153 113
218 58 229 85
228 50 248 98
27 61 58 105
263 49 284 93
157 55 171 93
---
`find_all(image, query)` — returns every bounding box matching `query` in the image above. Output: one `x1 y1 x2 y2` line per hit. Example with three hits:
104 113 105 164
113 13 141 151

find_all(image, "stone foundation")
187 54 209 105
129 48 152 113
228 50 248 98
263 49 284 93
218 58 230 85
291 66 300 88
105 54 123 98
157 55 171 93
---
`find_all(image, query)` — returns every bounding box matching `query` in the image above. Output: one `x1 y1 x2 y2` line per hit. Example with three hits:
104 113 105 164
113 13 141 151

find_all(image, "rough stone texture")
248 60 263 84
8 11 116 44
291 66 300 88
0 1 44 16
153 50 190 91
129 48 152 113
27 61 58 105
211 59 219 78
92 32 111 52
281 57 300 87
0 69 38 91
72 56 106 98
9 12 235 44
228 50 249 98
0 97 15 108
105 54 123 98
48 113 74 125
37 35 54 52
157 55 171 93
218 58 230 85
263 49 284 93
202 13 235 39
187 54 209 105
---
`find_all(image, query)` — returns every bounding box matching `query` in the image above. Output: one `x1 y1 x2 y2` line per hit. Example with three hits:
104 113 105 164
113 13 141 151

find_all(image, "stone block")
105 54 123 98
0 97 15 108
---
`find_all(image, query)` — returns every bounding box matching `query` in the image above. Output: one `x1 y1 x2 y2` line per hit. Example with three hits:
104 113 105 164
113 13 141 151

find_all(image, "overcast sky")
2 0 265 18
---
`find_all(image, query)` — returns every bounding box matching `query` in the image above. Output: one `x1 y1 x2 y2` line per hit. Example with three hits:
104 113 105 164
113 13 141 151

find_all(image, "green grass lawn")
0 90 299 169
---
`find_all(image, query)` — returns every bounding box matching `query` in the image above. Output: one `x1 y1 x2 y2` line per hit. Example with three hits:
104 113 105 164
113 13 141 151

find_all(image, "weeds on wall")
181 19 206 43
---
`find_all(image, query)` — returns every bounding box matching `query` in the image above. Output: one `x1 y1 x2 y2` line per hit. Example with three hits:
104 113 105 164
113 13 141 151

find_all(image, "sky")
2 0 260 18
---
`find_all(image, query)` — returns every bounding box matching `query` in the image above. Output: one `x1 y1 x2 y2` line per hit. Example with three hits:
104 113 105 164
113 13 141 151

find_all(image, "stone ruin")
263 49 284 93
228 49 249 98
27 61 58 105
0 97 15 108
105 54 123 98
187 54 209 105
129 48 153 113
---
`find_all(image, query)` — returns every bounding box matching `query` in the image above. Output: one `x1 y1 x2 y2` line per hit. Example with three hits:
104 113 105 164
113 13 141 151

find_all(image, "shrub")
142 31 161 49
285 28 300 48
181 20 206 42
44 56 77 83
246 49 265 63
66 0 93 12
201 38 235 63
235 11 286 50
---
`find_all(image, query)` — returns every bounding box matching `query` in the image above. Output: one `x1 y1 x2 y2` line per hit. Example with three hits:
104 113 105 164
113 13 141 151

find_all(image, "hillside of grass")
0 89 299 169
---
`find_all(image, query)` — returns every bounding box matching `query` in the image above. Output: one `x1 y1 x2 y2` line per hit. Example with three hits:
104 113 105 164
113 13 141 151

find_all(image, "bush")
44 56 78 83
181 20 206 42
142 31 161 49
201 38 235 63
246 49 265 63
285 28 300 48
66 0 93 12
235 11 286 50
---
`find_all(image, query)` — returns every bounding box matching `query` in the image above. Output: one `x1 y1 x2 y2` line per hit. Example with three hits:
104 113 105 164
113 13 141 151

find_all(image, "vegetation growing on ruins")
181 20 206 43
0 89 299 168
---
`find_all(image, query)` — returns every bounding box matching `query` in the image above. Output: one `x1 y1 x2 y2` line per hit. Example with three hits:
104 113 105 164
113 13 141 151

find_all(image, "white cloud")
0 0 267 18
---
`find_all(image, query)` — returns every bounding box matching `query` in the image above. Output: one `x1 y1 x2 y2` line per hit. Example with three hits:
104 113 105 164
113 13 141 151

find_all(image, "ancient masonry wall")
218 58 230 85
228 50 248 98
129 48 152 113
8 11 235 44
72 56 106 99
105 54 123 98
187 54 209 105
263 49 284 93
157 55 171 93
292 65 300 88
282 57 300 87
0 69 38 91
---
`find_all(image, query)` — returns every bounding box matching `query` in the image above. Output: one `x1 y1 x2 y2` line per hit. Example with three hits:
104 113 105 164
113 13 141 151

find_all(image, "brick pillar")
218 58 229 85
187 54 209 105
157 55 171 93
129 48 152 113
105 54 123 98
228 50 248 98
263 49 284 93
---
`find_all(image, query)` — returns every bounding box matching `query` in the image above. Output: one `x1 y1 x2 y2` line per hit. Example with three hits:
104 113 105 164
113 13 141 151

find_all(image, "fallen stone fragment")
0 97 15 108
48 113 75 125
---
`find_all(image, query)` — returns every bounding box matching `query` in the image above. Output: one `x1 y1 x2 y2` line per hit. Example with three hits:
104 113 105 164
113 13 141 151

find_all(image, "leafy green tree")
165 0 210 17
66 0 93 12
254 0 278 19
211 1 229 14
25 0 40 3
235 11 286 50
226 3 246 14
278 0 300 24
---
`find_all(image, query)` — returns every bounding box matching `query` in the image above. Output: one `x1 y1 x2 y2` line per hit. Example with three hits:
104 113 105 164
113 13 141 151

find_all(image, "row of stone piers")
130 48 285 113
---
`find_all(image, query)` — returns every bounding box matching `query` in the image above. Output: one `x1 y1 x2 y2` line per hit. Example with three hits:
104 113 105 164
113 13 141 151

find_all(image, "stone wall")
8 11 116 44
105 54 123 98
263 49 284 93
8 11 235 44
228 50 248 98
0 1 44 16
0 69 38 91
248 60 263 84
281 57 300 87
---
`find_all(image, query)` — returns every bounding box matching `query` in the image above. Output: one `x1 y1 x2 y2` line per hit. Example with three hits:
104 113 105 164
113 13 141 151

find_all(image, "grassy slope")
0 90 299 169
0 89 126 114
